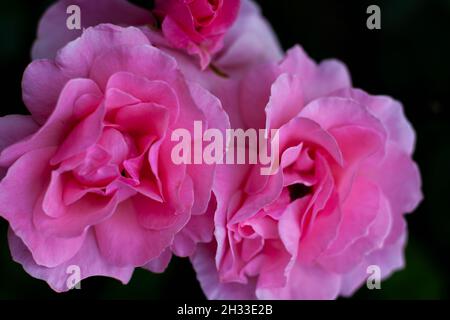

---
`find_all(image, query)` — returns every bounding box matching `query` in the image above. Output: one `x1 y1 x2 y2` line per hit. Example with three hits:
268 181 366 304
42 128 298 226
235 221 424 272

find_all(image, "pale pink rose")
0 24 228 291
154 0 241 69
191 46 423 299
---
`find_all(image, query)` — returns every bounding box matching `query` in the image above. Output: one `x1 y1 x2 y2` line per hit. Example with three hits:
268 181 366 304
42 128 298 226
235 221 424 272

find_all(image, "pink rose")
0 24 228 291
191 46 423 299
154 0 241 69
32 0 278 74
145 0 284 130
169 0 283 83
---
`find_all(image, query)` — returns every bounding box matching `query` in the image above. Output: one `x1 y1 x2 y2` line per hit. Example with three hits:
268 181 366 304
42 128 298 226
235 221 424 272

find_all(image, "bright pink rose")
191 46 423 299
154 0 241 69
0 24 228 291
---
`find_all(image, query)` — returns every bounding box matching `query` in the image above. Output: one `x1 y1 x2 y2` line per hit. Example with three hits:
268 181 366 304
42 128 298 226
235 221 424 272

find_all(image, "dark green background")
0 0 449 299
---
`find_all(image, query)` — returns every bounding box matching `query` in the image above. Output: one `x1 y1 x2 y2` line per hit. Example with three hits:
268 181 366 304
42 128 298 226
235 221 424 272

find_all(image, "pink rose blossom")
191 46 423 299
0 0 422 299
0 24 228 291
154 0 241 69
32 0 274 72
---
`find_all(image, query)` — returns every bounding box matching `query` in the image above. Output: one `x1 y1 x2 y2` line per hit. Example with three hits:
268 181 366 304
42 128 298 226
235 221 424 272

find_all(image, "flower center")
288 183 311 202
208 0 221 11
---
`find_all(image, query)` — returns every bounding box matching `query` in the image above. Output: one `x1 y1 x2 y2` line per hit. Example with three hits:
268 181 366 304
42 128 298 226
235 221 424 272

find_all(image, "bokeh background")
0 0 449 299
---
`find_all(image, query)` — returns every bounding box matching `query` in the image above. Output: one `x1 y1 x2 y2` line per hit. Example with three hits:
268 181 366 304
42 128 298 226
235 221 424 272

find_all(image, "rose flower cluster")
0 0 422 299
